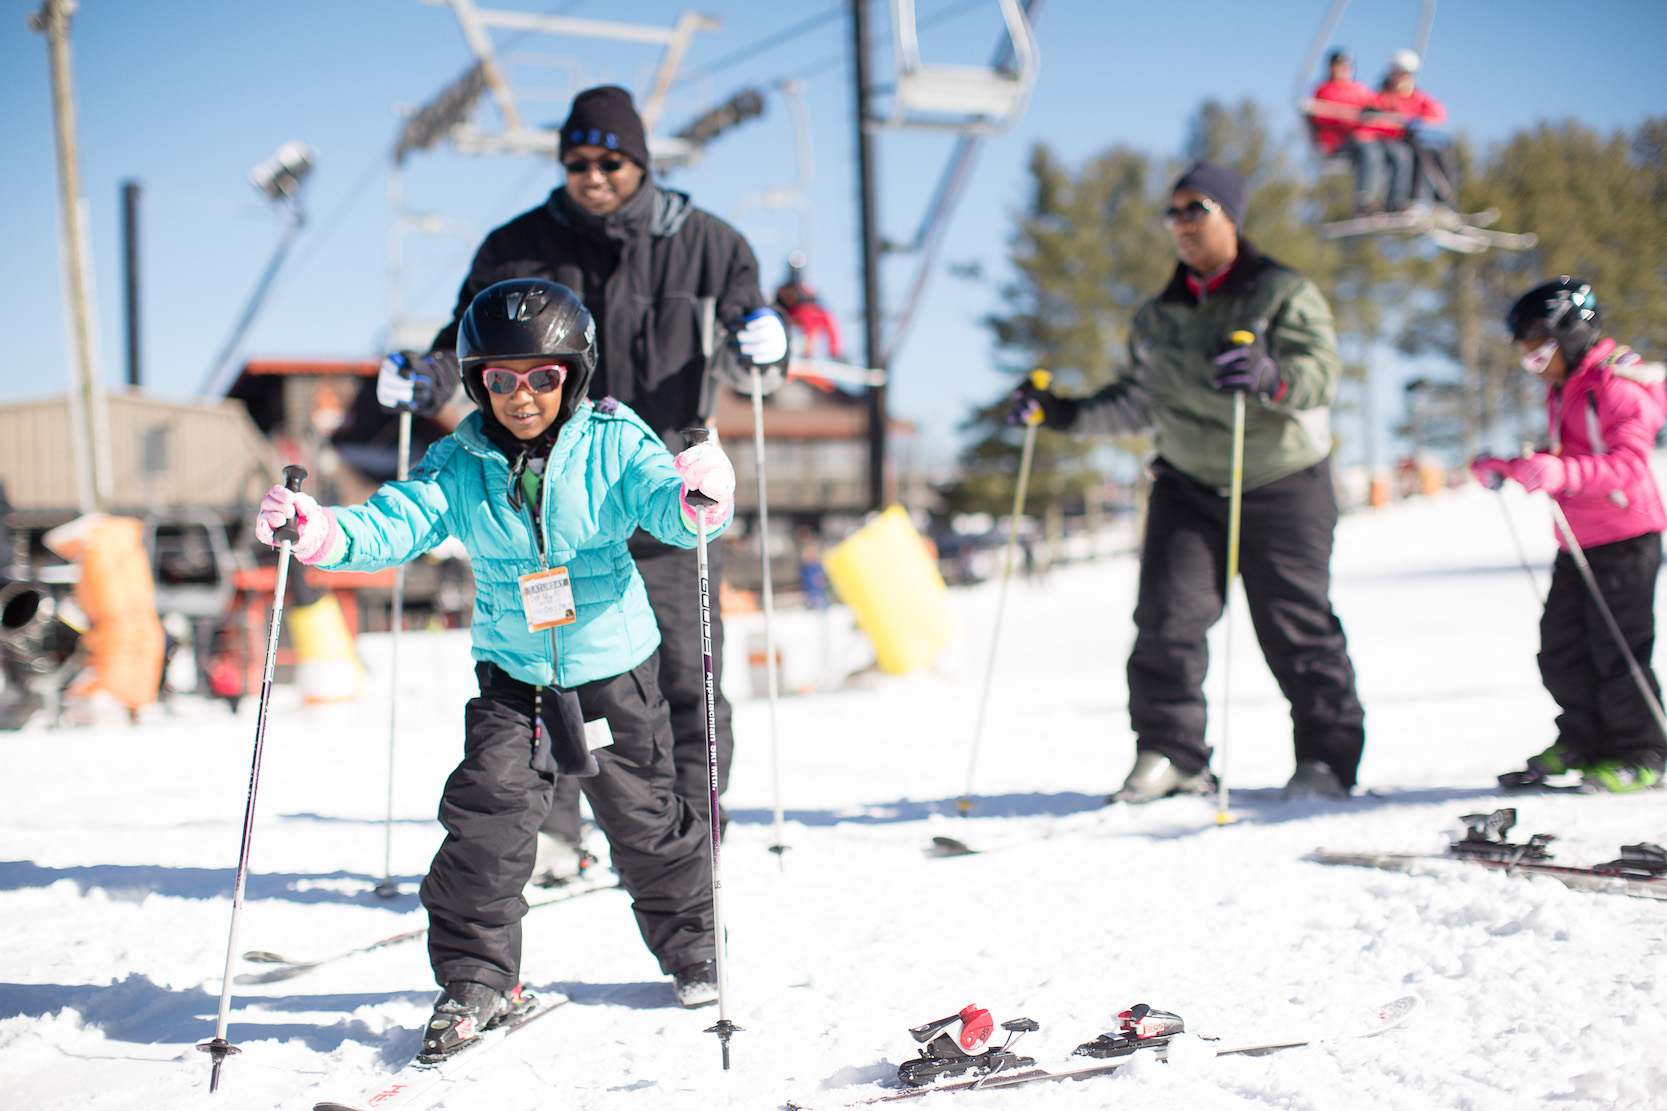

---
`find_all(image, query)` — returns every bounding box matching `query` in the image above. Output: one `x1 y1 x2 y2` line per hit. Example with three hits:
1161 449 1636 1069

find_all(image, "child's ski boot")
417 981 524 1062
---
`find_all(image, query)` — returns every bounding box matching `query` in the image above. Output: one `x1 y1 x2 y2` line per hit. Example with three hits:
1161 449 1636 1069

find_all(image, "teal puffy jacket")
318 400 725 688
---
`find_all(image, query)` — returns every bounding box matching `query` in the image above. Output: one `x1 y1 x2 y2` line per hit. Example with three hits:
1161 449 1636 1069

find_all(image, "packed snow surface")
5 482 1667 1110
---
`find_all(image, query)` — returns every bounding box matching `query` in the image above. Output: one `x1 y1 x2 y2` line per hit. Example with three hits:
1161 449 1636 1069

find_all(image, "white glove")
377 351 438 412
731 308 788 366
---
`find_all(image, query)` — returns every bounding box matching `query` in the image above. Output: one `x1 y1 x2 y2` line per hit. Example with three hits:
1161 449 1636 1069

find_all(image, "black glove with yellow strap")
1007 369 1075 431
1211 328 1284 398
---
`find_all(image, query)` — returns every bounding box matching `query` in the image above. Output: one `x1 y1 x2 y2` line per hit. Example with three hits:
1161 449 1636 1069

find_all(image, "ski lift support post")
849 0 1044 507
423 0 720 165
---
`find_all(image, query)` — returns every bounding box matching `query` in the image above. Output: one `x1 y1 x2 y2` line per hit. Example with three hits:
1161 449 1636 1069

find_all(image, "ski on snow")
238 874 620 984
787 994 1419 1108
1310 808 1667 902
311 990 569 1111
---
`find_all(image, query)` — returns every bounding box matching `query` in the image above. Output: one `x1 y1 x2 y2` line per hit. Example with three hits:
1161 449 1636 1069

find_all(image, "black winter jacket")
429 182 781 449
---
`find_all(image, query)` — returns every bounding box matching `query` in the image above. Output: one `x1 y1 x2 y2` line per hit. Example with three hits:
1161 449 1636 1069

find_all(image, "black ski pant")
1538 531 1666 769
541 536 732 844
422 656 714 993
1128 458 1366 786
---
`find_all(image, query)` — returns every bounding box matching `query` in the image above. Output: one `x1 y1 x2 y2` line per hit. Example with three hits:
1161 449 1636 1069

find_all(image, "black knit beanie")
559 86 651 171
1172 162 1248 229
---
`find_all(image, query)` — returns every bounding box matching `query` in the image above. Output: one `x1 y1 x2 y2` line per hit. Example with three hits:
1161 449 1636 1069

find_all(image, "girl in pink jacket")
1473 278 1667 792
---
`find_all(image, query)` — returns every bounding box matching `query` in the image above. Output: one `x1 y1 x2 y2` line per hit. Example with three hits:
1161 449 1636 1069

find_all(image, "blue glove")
731 307 788 366
377 351 440 414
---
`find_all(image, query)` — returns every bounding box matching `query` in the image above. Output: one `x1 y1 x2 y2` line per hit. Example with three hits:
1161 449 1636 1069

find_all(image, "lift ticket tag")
520 567 576 632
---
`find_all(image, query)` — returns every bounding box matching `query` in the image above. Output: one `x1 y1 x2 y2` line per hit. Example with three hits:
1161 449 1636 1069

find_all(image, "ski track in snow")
4 483 1667 1110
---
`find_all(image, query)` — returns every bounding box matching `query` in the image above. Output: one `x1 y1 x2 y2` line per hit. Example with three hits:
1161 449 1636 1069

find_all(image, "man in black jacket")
380 86 788 887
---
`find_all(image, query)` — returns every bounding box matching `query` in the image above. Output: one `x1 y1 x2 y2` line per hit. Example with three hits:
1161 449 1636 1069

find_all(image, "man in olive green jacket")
1015 163 1365 802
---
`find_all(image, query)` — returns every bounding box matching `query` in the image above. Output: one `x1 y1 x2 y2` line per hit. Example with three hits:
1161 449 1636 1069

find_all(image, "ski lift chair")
886 0 1039 132
1299 99 1360 177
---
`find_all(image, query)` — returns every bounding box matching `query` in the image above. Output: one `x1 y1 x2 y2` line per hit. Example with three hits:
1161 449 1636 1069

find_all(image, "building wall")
0 393 277 525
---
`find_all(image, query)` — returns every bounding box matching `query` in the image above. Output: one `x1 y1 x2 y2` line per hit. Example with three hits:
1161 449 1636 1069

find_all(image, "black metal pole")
121 179 140 389
851 0 886 510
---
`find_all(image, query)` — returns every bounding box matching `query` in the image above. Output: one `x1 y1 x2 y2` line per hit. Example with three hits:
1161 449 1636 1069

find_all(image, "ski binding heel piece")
1073 1003 1187 1058
1449 808 1555 863
896 1006 1038 1087
1598 842 1667 877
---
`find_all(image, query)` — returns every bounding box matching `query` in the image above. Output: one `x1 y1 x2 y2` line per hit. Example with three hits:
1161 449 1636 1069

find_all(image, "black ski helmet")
457 278 598 422
1505 277 1602 364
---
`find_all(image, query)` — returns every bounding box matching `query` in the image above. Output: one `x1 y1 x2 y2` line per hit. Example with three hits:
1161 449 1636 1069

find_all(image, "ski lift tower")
852 0 1042 509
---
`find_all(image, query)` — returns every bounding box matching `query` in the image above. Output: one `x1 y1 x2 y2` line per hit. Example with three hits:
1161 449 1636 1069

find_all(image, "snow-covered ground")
5 481 1667 1111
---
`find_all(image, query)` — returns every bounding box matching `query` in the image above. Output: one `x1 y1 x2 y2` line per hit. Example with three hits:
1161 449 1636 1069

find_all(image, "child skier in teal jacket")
253 279 736 1056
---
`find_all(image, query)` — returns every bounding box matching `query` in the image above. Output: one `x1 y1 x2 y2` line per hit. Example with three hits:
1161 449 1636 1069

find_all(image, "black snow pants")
1538 531 1666 769
421 656 714 992
541 536 732 844
1128 458 1366 786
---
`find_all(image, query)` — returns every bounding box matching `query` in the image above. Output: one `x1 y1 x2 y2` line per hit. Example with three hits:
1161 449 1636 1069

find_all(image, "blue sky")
5 0 1666 472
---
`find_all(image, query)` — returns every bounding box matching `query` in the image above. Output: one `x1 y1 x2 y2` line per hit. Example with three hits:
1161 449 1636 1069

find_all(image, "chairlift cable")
701 5 844 76
766 0 995 88
261 151 385 308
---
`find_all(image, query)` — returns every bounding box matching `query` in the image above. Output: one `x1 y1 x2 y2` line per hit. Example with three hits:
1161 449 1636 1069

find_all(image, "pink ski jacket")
1547 338 1667 550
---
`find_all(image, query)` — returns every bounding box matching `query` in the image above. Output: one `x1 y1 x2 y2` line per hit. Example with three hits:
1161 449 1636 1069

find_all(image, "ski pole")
959 369 1050 816
1216 340 1252 827
682 427 740 1069
1478 470 1544 603
198 463 307 1093
1545 498 1667 742
748 365 789 866
375 410 413 900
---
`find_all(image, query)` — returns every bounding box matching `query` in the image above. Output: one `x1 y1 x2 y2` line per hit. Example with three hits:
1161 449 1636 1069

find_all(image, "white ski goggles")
1519 338 1559 374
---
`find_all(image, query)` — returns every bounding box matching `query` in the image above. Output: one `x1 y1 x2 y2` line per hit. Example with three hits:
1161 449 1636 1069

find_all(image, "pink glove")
1469 456 1508 491
673 441 736 530
1503 453 1567 494
254 484 341 565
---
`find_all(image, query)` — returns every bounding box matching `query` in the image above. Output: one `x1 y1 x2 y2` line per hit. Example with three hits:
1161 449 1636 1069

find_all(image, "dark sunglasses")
1162 198 1221 227
563 156 629 175
481 364 567 395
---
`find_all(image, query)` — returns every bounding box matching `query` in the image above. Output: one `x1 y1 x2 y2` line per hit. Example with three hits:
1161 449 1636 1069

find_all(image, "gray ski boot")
1107 753 1216 804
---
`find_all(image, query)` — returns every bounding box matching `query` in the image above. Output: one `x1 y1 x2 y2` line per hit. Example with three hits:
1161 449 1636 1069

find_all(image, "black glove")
1211 330 1281 396
1008 380 1077 431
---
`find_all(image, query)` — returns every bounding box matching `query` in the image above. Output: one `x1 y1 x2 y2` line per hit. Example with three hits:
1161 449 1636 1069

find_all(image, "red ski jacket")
1357 88 1446 141
1306 78 1376 154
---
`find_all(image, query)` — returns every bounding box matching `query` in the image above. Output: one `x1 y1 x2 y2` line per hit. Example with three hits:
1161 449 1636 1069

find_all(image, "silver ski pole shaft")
1546 498 1667 741
1216 388 1246 826
683 427 739 1068
375 411 412 899
959 369 1050 815
749 365 788 865
1487 483 1544 602
198 464 307 1092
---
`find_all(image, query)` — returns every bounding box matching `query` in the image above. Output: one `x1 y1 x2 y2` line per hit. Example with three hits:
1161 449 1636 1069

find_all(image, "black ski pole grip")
273 465 308 544
680 427 717 508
